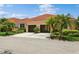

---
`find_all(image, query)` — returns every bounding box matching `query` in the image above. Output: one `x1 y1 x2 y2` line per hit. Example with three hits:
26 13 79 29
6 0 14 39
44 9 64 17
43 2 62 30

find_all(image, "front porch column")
26 25 28 32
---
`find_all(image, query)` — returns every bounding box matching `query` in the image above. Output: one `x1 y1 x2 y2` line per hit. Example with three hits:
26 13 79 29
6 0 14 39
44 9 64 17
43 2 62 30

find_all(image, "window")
20 24 25 28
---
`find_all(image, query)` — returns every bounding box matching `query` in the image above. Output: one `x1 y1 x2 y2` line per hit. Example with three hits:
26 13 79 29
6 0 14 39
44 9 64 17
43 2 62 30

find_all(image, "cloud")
5 4 13 7
0 4 14 18
0 4 13 10
39 4 59 15
0 4 5 7
0 10 9 18
0 4 13 15
0 5 26 18
0 10 27 18
0 4 13 7
0 11 8 14
0 4 5 10
8 13 27 18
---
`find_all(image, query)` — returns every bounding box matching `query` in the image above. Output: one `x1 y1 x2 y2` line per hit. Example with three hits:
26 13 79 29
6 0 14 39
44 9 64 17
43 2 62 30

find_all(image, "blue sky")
0 4 79 18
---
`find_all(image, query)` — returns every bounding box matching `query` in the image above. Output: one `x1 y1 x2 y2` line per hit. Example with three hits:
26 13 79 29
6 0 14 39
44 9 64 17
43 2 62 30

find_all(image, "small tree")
3 21 15 32
46 17 58 33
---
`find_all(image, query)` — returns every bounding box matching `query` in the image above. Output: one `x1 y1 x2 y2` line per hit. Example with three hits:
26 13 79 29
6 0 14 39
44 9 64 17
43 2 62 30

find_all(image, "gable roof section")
31 14 55 21
8 14 56 25
8 18 20 23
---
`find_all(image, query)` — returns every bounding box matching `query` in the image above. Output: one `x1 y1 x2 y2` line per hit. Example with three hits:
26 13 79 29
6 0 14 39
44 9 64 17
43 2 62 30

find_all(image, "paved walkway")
11 33 50 39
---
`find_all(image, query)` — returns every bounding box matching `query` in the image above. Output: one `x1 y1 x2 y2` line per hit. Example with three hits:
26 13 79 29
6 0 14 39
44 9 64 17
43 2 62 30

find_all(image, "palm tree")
57 14 71 40
46 17 58 33
76 16 79 30
46 14 73 40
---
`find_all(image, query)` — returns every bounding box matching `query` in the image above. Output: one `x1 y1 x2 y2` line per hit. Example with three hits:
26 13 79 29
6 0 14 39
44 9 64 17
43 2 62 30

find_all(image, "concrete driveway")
11 33 50 39
0 33 79 54
0 37 79 54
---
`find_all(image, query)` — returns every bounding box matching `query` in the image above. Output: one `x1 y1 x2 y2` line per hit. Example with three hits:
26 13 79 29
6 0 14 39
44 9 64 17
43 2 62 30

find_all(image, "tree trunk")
59 25 63 40
51 24 54 32
49 25 52 33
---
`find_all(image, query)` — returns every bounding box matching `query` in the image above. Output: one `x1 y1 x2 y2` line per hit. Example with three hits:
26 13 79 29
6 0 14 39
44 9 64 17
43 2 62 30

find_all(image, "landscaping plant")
33 27 40 33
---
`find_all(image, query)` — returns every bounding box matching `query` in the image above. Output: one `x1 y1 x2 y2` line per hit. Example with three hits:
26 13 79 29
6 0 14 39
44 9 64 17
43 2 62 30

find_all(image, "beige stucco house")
8 14 76 32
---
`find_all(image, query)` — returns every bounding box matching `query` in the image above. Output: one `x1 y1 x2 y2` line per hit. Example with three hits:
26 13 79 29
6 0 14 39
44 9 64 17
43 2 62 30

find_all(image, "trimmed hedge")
50 29 79 41
68 33 79 37
0 32 6 36
0 32 15 36
62 29 79 35
62 36 79 41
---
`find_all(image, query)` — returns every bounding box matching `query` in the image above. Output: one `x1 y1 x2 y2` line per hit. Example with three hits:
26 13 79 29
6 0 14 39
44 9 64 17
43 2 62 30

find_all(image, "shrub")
62 36 75 41
50 33 59 39
68 33 79 37
16 28 26 33
33 27 40 33
0 32 6 36
54 32 59 35
20 28 26 32
0 32 15 36
62 29 79 35
62 36 79 41
16 30 24 33
50 29 79 41
6 32 15 35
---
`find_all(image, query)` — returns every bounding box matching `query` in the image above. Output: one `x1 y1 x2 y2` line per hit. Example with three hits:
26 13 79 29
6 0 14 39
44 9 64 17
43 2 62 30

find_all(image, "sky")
0 4 79 19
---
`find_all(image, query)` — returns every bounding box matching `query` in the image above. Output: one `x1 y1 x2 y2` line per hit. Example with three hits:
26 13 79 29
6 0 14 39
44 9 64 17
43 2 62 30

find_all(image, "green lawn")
0 32 16 36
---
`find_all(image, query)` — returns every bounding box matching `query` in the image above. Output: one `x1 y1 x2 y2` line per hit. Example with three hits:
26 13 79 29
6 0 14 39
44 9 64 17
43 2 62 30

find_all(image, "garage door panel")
28 25 36 32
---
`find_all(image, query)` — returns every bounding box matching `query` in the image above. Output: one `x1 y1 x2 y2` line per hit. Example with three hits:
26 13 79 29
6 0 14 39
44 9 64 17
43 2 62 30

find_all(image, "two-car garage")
28 25 49 32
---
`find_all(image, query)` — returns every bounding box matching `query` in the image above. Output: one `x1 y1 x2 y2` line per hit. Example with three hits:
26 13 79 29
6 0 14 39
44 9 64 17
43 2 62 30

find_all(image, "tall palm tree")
57 14 71 40
76 16 79 30
46 17 58 33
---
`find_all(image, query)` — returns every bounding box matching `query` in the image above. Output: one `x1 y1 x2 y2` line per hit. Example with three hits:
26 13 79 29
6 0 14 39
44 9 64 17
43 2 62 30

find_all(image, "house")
8 14 76 32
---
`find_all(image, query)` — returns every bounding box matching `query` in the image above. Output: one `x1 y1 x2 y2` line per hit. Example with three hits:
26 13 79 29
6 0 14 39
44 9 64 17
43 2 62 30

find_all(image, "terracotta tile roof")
31 14 55 21
18 18 32 23
27 20 45 25
27 14 55 25
8 14 55 25
8 18 32 23
8 18 20 23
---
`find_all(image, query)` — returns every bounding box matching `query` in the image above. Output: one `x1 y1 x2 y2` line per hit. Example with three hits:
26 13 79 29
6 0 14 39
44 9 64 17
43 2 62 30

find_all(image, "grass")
0 32 16 36
0 32 7 36
0 28 26 36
